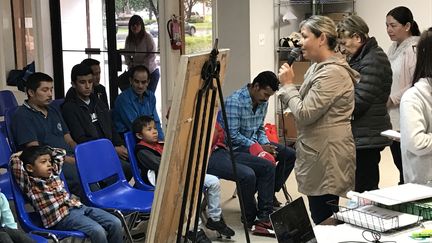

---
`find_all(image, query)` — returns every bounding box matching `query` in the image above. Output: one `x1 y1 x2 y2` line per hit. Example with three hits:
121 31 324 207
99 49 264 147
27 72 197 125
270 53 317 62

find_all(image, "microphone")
286 47 301 66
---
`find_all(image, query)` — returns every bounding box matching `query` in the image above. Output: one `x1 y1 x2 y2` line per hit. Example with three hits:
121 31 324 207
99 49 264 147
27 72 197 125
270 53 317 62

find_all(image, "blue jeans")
52 206 123 243
148 68 160 93
235 142 295 192
204 174 221 221
207 149 275 224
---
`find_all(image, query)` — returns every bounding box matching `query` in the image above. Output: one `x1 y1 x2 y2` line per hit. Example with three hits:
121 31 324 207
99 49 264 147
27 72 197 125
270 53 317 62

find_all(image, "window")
11 0 35 69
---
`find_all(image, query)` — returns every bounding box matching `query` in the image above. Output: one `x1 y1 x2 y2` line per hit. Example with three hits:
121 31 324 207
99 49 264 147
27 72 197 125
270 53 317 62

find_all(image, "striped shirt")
10 148 81 228
225 85 270 150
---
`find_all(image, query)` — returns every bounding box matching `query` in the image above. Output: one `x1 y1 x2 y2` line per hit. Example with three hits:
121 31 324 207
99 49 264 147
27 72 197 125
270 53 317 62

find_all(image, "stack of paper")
354 183 432 206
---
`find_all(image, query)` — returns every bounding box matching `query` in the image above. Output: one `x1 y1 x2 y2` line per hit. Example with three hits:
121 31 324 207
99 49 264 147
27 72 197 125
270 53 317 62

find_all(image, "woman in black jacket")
337 15 393 192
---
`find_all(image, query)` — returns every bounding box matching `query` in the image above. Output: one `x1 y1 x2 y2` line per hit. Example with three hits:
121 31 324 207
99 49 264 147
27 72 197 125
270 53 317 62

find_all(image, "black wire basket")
328 199 423 233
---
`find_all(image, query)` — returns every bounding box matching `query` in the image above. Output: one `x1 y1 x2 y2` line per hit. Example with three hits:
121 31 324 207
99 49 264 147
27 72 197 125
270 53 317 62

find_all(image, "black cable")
215 65 251 243
278 96 293 203
176 61 210 243
191 88 217 236
338 230 397 243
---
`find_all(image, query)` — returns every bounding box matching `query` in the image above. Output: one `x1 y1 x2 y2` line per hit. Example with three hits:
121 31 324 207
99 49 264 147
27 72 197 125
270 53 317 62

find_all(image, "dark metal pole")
49 0 64 99
105 0 119 106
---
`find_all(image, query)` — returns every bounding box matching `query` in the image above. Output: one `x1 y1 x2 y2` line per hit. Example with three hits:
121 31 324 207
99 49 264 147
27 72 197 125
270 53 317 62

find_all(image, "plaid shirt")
225 85 270 150
10 148 81 228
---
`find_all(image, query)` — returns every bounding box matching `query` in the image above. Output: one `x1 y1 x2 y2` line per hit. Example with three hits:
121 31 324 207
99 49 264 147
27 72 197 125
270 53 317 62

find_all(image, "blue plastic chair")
0 129 13 200
124 131 155 191
74 139 154 239
0 90 18 117
4 106 18 152
9 172 87 242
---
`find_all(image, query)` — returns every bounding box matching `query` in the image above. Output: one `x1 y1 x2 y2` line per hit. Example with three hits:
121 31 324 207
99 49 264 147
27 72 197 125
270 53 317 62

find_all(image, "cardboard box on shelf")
278 112 297 144
279 60 310 85
324 12 352 24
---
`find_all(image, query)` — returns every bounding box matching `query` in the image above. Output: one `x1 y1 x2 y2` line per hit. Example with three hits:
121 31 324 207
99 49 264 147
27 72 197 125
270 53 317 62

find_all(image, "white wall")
356 0 432 52
216 0 251 97
250 0 277 123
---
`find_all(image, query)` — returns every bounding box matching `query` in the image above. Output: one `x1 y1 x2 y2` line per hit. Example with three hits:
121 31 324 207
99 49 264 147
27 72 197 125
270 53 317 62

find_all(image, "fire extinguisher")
167 15 182 50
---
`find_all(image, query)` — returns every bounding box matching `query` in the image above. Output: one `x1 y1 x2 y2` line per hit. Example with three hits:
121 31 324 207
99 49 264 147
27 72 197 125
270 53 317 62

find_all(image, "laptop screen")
270 197 317 243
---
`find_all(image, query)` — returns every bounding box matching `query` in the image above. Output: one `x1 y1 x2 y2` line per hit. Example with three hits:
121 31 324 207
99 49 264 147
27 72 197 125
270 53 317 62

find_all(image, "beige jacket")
279 54 359 196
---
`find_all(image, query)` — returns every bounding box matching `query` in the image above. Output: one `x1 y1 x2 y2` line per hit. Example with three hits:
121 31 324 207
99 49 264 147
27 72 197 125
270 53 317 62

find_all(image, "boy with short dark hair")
132 116 234 242
10 146 123 243
81 58 108 107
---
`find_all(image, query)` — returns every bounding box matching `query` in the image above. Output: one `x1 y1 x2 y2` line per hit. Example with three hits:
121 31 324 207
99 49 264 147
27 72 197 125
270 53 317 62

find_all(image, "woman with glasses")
386 6 421 185
336 15 393 193
400 28 432 184
278 15 359 224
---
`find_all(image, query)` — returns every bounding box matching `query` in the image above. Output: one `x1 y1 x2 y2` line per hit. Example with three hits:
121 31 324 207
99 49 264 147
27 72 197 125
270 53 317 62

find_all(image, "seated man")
207 122 276 235
113 65 164 141
10 72 81 197
61 63 132 181
225 71 296 206
81 58 109 108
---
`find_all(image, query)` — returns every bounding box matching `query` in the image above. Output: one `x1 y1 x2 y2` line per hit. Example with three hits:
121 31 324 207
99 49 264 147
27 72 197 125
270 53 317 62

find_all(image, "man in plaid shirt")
11 146 123 243
225 71 296 208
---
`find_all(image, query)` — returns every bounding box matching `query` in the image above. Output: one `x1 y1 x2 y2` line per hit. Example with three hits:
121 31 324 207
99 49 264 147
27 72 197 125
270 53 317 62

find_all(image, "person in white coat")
386 6 421 184
400 28 432 184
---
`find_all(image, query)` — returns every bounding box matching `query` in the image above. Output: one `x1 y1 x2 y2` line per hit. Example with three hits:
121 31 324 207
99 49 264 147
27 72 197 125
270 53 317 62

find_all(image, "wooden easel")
146 49 230 242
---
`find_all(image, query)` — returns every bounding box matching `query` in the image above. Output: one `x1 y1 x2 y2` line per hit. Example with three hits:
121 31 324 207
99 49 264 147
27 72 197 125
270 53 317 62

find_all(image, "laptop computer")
270 197 317 243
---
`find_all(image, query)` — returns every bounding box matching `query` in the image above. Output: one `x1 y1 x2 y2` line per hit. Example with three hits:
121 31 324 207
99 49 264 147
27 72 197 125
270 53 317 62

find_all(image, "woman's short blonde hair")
336 15 369 42
300 15 338 50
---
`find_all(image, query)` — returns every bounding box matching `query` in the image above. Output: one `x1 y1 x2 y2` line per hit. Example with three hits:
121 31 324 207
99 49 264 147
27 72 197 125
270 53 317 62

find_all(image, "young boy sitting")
10 146 123 243
0 190 35 243
132 115 235 242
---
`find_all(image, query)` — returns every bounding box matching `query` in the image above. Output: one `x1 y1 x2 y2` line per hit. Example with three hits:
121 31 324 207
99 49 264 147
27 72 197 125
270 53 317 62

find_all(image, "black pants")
390 141 404 184
0 227 35 243
236 142 296 193
207 149 275 225
307 194 339 225
355 148 383 193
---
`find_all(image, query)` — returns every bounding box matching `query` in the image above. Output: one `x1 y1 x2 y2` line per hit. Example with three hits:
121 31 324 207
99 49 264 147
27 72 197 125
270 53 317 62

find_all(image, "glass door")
54 0 161 108
59 0 110 103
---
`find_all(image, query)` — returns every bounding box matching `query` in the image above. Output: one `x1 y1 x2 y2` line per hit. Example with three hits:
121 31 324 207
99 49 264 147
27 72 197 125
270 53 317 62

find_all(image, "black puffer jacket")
349 37 392 149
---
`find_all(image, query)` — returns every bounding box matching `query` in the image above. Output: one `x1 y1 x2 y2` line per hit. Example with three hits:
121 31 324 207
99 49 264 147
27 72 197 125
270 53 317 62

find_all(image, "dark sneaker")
206 218 235 237
186 229 212 243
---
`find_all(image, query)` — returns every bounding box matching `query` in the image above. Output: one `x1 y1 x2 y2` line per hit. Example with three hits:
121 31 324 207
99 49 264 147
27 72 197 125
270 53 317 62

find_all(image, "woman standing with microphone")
278 15 359 224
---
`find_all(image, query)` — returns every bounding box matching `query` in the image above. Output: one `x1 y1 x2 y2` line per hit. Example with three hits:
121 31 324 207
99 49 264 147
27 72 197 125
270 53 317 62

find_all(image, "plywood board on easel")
146 49 230 243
